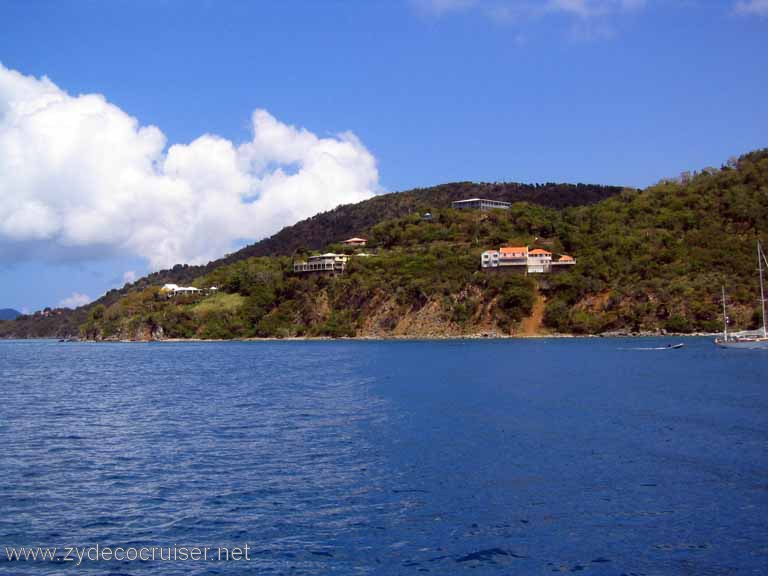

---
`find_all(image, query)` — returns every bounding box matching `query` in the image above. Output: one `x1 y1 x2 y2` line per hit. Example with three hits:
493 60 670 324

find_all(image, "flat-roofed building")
452 198 511 211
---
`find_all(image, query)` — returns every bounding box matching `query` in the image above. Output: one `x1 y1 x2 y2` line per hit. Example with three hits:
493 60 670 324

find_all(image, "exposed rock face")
347 287 531 339
80 284 546 341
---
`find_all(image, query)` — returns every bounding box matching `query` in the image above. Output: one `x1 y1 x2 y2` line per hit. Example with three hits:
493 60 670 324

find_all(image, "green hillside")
77 209 552 340
0 180 622 338
124 181 623 288
543 150 768 334
2 150 767 340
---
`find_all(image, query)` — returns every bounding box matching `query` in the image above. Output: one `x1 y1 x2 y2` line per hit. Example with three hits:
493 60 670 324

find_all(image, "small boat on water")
619 343 684 351
715 240 768 350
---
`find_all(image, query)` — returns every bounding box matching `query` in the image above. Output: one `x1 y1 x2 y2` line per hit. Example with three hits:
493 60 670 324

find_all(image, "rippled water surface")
1 338 766 575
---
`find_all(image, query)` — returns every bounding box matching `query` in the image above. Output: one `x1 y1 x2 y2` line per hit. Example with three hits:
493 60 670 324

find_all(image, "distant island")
0 309 21 321
1 149 767 341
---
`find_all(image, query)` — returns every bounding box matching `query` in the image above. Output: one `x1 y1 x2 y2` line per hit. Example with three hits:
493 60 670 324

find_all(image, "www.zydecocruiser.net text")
4 544 251 566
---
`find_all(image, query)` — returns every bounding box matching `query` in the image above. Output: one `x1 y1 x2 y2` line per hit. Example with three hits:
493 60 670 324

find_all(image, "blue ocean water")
0 337 766 575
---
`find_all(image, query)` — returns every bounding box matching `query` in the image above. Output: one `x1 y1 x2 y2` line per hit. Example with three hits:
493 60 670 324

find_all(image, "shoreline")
3 332 719 343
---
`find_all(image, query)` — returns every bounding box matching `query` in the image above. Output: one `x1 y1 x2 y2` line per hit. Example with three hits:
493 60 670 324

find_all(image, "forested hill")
0 180 623 338
75 148 765 340
218 182 623 260
5 149 768 340
540 149 768 334
137 181 625 287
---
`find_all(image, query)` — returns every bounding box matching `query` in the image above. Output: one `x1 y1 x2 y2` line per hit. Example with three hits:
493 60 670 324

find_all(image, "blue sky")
0 0 766 312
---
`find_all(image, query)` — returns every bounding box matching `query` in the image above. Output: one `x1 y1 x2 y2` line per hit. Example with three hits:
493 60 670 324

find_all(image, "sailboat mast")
722 285 728 341
759 240 767 338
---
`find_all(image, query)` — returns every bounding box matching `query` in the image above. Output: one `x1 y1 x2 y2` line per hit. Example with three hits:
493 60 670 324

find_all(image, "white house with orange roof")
527 248 552 273
481 246 575 274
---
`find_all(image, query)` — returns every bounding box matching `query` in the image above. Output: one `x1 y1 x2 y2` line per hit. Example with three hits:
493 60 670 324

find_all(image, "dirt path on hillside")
520 288 547 336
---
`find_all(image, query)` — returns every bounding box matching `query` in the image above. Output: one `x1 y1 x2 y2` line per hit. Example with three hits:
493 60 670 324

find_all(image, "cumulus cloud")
59 292 91 309
0 64 379 270
734 0 768 16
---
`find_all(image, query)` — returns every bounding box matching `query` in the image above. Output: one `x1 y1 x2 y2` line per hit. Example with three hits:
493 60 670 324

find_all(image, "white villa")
161 284 202 297
452 198 512 211
481 246 575 274
293 253 349 274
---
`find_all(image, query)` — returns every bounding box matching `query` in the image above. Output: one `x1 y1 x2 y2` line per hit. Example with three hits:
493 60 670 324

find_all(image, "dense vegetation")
0 180 621 338
2 150 766 339
541 150 768 334
118 181 623 290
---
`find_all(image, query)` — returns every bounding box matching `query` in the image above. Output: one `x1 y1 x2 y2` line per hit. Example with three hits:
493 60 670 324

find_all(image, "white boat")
619 343 685 351
715 337 768 350
715 240 768 350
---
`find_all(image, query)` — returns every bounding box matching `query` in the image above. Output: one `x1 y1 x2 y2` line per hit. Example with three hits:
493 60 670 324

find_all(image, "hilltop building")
481 246 575 274
293 253 349 274
452 198 511 211
341 237 367 247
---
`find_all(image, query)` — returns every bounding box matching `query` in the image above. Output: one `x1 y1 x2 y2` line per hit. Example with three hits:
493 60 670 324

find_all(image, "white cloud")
59 292 91 309
0 64 379 270
547 0 646 17
414 0 478 15
734 0 768 16
122 270 137 284
416 0 646 29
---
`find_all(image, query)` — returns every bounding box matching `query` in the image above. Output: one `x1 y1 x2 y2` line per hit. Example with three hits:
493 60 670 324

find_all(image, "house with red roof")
341 237 367 247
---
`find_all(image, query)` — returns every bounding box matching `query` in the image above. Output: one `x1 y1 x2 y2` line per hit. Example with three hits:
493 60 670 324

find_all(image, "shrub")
664 315 691 333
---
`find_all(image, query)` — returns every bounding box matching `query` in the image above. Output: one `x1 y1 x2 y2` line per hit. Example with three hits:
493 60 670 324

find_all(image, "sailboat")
715 240 768 350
